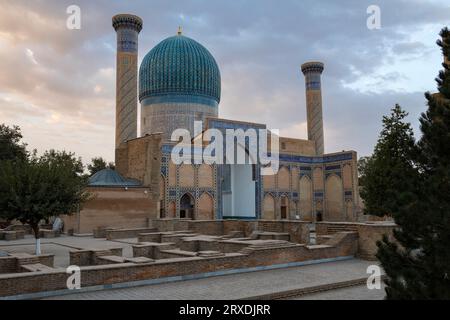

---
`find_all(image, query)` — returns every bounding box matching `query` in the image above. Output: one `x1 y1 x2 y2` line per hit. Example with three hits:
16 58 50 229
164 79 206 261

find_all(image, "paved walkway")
293 284 386 300
44 259 380 300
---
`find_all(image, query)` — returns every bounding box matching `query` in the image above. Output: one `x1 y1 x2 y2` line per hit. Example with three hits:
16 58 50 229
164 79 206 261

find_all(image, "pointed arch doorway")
180 193 194 219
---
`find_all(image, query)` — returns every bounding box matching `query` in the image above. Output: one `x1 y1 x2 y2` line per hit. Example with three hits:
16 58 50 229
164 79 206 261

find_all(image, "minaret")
112 14 143 160
301 61 325 155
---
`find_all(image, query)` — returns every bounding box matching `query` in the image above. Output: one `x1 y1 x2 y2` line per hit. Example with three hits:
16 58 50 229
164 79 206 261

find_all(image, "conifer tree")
360 104 418 218
376 27 450 299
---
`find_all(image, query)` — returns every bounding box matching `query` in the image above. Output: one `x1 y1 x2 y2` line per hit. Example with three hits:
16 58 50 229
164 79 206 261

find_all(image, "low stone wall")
69 248 123 266
316 222 358 235
0 230 25 241
39 229 60 238
138 232 163 243
356 223 396 260
69 250 93 266
315 221 395 260
219 240 251 253
132 242 175 259
281 222 310 243
0 253 54 274
36 254 54 268
160 233 198 246
93 227 108 238
0 232 357 297
179 239 220 252
3 224 32 234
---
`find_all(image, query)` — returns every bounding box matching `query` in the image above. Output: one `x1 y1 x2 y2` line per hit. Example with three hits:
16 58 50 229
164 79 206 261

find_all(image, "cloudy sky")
0 0 449 164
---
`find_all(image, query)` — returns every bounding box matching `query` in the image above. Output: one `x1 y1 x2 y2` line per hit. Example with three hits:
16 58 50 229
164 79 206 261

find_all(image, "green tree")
360 104 418 218
376 27 450 299
0 124 27 162
87 157 115 176
357 156 372 187
40 149 84 175
0 152 90 255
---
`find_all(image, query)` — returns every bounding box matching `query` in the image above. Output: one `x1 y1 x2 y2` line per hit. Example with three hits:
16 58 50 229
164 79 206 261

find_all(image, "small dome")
88 168 141 187
139 34 221 105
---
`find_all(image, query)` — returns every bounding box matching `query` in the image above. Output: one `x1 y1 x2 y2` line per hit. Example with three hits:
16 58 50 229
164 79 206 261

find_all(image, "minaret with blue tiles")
112 14 143 159
301 61 325 155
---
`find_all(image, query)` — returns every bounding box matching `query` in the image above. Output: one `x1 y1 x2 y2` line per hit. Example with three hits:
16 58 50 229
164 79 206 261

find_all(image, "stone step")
324 225 358 235
221 231 245 239
125 257 154 264
241 276 386 300
197 251 225 258
11 253 40 265
239 241 298 254
159 249 198 257
97 255 127 264
93 249 115 257
20 263 54 273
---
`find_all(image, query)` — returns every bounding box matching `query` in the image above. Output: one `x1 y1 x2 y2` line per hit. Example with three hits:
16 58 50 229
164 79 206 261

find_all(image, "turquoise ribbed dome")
88 169 141 187
139 34 221 105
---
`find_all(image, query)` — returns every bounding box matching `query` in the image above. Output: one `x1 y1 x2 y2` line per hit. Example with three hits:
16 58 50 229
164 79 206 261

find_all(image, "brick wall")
186 221 224 235
150 219 190 232
0 257 16 274
272 137 316 156
62 187 157 234
37 255 54 268
257 221 284 233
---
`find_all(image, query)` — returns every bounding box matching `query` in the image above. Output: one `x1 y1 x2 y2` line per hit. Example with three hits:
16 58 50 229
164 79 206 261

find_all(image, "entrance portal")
222 164 256 218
